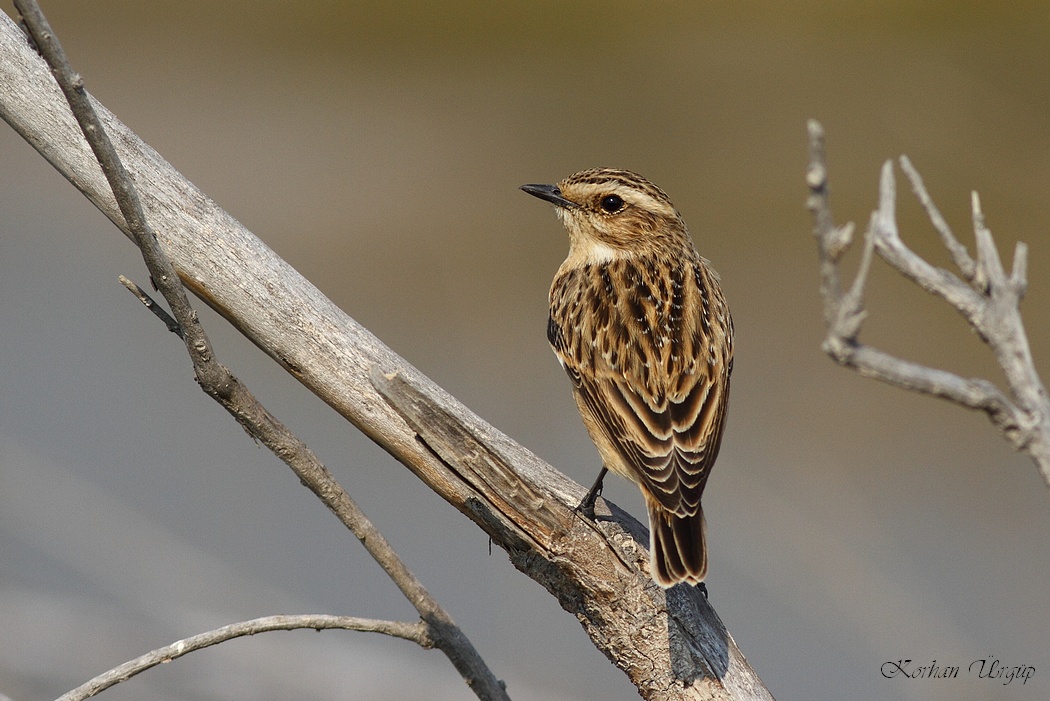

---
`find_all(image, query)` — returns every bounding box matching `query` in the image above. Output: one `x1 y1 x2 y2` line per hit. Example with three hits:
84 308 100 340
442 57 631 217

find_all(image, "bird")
520 168 733 587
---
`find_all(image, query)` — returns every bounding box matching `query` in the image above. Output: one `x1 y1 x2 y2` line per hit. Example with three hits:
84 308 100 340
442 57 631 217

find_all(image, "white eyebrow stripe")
568 181 677 219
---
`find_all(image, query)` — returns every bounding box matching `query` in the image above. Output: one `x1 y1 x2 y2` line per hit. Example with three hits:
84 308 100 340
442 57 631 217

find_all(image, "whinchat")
521 168 733 587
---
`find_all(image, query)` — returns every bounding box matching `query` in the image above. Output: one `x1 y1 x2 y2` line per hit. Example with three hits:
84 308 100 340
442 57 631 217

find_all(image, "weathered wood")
373 369 769 701
0 11 771 699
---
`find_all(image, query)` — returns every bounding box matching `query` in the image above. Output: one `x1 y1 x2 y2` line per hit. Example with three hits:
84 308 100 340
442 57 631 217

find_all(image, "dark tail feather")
648 500 707 587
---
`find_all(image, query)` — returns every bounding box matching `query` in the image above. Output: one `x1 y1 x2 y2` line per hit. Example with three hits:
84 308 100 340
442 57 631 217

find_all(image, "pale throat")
570 237 624 266
558 212 631 267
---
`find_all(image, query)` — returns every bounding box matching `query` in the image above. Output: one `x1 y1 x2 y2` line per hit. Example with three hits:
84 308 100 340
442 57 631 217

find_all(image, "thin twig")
14 2 509 698
869 161 986 324
118 275 182 337
56 615 431 701
899 155 977 282
806 119 1050 489
13 0 225 391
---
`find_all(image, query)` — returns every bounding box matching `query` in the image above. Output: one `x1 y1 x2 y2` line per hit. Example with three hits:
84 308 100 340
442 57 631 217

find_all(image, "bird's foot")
574 467 608 519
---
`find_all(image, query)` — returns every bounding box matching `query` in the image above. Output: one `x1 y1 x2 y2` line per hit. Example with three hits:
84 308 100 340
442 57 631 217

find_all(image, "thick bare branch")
56 615 431 701
371 369 769 701
12 3 507 699
806 119 1050 488
0 8 771 700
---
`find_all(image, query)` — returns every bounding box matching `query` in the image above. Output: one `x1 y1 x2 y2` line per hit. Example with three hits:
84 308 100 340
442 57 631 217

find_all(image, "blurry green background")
2 2 1049 700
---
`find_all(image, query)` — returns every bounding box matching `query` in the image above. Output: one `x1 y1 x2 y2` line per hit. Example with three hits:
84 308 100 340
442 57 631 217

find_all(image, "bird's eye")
599 194 625 213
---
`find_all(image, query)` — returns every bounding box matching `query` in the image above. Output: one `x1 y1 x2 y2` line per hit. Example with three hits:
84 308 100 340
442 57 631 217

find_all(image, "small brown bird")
521 168 733 587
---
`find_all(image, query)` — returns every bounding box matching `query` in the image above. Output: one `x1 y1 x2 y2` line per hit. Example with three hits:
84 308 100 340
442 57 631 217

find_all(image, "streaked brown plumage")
521 168 733 587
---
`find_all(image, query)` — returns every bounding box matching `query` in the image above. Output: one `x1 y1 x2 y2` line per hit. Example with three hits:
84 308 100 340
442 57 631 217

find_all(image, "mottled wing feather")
549 254 732 519
576 363 727 517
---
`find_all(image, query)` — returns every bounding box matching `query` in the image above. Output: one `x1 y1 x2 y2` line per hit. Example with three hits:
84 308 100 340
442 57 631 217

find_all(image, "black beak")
520 183 577 209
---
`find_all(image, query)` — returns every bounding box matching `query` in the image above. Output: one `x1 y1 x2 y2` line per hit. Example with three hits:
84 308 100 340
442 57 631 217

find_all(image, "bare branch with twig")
806 119 1050 489
12 2 508 699
0 5 772 698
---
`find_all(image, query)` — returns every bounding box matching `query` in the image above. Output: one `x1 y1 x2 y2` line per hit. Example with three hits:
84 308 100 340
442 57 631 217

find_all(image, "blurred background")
1 2 1049 700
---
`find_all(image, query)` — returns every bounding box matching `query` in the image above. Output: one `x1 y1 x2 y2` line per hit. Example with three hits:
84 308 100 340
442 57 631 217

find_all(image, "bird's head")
521 168 691 262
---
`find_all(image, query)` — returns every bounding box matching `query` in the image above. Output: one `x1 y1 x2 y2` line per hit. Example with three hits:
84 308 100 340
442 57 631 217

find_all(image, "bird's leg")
576 466 608 518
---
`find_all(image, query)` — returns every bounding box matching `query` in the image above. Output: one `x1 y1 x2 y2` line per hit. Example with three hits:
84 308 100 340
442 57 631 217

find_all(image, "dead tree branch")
806 119 1050 489
12 2 507 699
0 7 771 699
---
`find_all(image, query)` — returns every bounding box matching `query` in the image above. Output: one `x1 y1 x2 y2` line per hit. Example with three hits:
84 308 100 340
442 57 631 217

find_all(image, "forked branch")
806 119 1050 488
